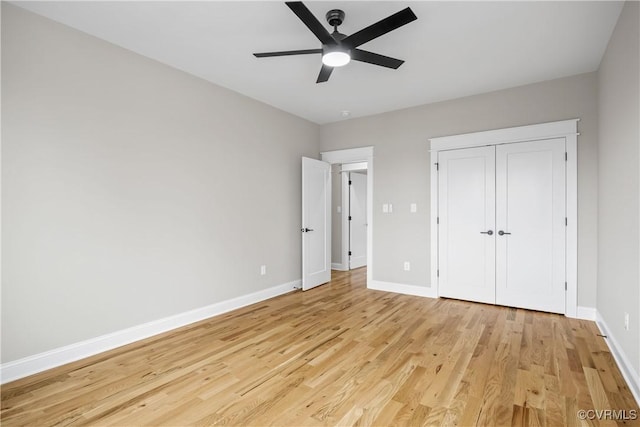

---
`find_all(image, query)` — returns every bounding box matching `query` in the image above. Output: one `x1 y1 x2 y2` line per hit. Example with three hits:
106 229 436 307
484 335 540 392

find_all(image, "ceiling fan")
253 2 417 83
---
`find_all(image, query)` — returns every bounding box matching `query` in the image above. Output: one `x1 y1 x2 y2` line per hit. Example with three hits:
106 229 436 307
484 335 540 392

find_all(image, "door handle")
301 228 314 232
498 230 511 236
480 230 493 235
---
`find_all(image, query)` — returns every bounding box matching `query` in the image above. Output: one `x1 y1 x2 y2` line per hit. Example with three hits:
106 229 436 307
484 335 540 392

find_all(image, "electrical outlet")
410 203 417 213
624 312 629 330
337 206 341 213
260 265 266 276
404 261 411 271
383 204 389 213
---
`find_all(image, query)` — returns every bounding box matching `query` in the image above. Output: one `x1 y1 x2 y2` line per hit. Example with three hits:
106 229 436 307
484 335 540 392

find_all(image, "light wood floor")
2 268 638 426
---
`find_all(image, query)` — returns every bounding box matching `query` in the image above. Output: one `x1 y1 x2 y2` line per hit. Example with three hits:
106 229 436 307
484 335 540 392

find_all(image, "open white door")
302 157 331 291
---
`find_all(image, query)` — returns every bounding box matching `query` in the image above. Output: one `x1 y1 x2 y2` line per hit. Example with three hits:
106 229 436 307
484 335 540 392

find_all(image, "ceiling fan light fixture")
322 49 351 67
253 2 417 82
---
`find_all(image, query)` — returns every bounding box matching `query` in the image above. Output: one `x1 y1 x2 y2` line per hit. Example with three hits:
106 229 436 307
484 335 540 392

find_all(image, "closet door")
495 139 566 313
438 146 496 304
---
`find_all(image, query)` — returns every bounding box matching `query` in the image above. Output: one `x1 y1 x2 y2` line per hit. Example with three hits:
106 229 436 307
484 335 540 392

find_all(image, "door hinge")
437 217 439 225
565 217 568 226
565 152 568 161
435 162 439 171
437 269 439 277
348 251 352 256
349 180 352 185
565 282 567 291
348 216 352 221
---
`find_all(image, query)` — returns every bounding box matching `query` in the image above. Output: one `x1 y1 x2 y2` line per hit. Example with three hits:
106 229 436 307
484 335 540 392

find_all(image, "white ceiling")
13 1 624 124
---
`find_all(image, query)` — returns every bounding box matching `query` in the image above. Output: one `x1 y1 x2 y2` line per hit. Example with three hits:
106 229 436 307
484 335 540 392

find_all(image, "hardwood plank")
1 268 637 426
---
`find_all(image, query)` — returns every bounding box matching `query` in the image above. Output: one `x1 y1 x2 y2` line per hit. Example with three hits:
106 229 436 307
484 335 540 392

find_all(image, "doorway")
348 170 367 269
331 164 368 271
321 147 373 285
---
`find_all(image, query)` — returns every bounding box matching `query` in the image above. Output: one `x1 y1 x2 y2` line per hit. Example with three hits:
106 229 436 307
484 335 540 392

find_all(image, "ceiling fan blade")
286 2 337 46
254 49 322 58
351 49 404 69
342 7 417 49
316 64 333 83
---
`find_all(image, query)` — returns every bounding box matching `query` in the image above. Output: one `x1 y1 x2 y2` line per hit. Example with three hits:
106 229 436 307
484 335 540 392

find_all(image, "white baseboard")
349 257 366 270
596 310 640 406
368 280 437 298
331 262 348 271
0 279 300 385
576 306 597 321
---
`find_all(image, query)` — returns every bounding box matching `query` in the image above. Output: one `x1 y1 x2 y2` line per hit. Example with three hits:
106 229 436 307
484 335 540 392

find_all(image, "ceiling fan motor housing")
326 9 345 27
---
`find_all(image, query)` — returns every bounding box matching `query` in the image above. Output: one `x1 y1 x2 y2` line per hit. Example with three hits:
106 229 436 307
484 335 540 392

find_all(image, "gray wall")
1 4 319 362
597 1 639 376
320 72 599 308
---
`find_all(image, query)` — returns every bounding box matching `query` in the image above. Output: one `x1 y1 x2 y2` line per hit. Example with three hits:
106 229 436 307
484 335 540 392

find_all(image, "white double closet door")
438 138 566 314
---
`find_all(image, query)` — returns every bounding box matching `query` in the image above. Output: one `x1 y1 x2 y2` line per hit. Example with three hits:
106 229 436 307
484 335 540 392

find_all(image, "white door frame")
429 119 579 317
321 147 373 285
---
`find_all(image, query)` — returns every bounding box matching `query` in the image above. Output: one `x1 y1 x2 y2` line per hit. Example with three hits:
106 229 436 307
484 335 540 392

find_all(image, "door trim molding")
321 147 373 286
429 119 580 151
429 119 579 317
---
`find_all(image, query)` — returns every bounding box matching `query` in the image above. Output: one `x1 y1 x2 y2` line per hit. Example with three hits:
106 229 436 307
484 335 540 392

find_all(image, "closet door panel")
438 146 495 304
495 139 566 313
